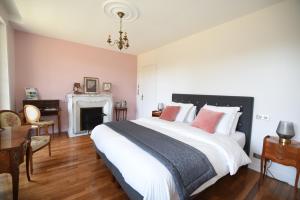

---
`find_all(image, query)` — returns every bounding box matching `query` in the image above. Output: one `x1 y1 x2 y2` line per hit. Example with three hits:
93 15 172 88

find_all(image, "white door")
137 65 157 118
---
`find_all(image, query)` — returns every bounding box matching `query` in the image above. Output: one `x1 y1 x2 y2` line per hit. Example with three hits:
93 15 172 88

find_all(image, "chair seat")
31 136 50 151
31 120 54 126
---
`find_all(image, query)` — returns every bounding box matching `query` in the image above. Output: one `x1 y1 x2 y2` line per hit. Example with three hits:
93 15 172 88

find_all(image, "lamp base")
279 138 291 145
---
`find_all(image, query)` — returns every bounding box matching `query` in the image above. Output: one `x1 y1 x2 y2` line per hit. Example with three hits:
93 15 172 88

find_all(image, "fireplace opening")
80 107 104 131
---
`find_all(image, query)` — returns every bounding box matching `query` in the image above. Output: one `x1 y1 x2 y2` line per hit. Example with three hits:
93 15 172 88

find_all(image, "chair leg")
30 153 33 174
48 142 51 157
37 127 40 136
52 124 55 138
26 146 31 181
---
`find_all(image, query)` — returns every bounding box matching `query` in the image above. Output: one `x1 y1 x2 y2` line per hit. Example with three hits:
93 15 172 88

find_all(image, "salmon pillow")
191 108 224 133
160 106 181 121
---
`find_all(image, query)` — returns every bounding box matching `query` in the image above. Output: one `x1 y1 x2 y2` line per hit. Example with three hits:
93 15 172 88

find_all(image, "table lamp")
157 103 164 111
276 121 295 145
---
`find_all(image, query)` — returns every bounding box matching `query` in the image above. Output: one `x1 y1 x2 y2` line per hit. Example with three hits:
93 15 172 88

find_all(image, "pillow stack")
192 104 241 135
158 102 242 136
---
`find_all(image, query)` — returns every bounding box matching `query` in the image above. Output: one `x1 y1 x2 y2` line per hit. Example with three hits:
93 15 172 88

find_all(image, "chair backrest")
24 105 41 124
0 110 22 128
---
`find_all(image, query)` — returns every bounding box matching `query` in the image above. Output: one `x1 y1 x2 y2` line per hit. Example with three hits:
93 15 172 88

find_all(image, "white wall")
0 3 15 110
138 0 300 187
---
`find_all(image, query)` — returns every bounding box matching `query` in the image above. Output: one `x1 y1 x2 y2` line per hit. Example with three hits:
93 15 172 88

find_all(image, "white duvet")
90 118 251 200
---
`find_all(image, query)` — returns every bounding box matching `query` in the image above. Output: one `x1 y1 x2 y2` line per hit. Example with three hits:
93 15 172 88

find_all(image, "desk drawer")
265 142 298 166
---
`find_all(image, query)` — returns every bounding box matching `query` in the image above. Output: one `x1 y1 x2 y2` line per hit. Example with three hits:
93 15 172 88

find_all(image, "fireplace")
67 94 113 137
80 107 103 131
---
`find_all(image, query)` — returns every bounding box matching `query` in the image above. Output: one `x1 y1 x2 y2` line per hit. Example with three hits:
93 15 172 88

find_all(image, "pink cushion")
160 106 181 121
191 108 224 133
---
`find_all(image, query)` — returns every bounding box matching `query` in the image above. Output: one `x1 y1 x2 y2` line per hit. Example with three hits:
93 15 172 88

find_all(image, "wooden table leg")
26 144 31 181
295 168 299 192
115 109 119 121
263 159 268 179
260 157 264 183
10 150 20 200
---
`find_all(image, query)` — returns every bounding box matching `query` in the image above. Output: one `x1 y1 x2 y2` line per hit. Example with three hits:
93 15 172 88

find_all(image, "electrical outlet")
256 114 270 120
253 152 261 159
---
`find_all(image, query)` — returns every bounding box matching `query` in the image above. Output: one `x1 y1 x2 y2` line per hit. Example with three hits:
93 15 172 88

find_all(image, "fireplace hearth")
80 107 104 131
67 94 113 137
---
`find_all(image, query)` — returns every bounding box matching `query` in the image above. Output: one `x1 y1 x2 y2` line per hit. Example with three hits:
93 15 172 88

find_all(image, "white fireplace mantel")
67 93 113 137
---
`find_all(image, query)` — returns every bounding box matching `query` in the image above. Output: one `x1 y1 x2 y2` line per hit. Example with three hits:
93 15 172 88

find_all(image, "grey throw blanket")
105 120 216 200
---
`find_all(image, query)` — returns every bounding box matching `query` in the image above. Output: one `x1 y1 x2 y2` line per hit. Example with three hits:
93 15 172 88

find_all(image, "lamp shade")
276 121 295 139
157 103 164 111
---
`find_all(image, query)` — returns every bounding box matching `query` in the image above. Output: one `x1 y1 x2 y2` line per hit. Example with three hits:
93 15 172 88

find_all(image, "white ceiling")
5 0 283 55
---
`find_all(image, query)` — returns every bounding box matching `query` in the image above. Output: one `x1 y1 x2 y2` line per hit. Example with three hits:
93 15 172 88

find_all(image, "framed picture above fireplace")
84 77 99 94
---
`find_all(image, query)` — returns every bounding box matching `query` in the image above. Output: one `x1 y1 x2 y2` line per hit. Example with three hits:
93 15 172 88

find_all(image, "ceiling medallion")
103 0 139 50
102 0 139 22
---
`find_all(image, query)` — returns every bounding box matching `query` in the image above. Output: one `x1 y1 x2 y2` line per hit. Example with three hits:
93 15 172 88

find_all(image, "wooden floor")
0 134 299 200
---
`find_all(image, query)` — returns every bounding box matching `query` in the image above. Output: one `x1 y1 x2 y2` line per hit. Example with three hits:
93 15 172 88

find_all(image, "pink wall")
15 31 137 132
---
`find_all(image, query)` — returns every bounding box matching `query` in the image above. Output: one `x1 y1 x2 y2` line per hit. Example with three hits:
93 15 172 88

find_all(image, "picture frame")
84 77 99 94
25 87 39 100
102 82 112 92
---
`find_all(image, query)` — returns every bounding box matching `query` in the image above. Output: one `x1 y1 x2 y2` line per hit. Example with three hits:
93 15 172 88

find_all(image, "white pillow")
230 112 242 134
203 104 240 135
169 102 194 122
184 106 196 123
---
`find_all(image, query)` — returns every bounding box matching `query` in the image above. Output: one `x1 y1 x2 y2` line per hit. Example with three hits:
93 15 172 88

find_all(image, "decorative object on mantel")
25 87 39 100
103 82 112 92
84 77 99 94
103 0 139 50
276 121 295 145
73 82 83 94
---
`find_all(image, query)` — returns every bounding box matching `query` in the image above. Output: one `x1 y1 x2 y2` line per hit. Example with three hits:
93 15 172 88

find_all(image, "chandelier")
107 12 129 50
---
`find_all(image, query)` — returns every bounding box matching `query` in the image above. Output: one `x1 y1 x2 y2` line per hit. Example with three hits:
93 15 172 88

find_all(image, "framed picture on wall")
24 87 39 100
84 77 99 94
102 82 112 92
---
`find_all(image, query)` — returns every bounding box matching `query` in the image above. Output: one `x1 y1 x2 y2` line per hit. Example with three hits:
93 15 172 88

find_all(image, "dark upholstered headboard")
172 93 254 155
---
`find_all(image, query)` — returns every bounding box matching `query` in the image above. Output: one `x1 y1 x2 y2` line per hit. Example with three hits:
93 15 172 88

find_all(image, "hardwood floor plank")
0 134 299 200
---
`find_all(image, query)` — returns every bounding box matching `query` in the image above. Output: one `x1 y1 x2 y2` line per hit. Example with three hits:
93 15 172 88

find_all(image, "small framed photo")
25 87 39 100
103 82 112 92
84 77 99 94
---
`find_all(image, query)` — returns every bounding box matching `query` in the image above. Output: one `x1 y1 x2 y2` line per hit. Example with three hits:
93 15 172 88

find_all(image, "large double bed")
91 94 254 200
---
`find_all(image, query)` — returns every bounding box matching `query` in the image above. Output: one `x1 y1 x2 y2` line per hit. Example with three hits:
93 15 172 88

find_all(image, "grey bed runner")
105 120 216 200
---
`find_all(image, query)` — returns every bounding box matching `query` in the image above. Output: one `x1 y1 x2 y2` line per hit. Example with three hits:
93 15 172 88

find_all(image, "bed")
91 94 254 200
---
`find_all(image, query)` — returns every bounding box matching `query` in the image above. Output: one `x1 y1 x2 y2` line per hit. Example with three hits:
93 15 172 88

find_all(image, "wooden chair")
0 110 22 128
23 105 55 138
21 106 53 175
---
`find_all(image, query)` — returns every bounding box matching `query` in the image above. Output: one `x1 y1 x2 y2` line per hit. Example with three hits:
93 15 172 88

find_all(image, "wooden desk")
22 100 61 134
0 126 32 200
114 107 127 121
261 135 300 192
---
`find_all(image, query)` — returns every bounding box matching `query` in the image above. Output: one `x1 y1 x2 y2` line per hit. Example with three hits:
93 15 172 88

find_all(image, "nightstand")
114 107 127 121
260 135 300 191
152 110 162 117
